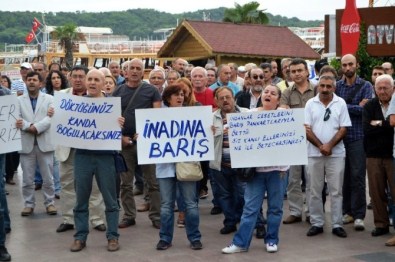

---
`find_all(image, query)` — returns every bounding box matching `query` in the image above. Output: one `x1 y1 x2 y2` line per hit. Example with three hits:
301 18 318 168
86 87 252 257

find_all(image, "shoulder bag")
176 161 203 181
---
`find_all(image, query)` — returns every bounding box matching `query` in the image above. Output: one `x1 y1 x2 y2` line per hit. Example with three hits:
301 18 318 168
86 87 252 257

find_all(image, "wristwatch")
129 138 133 145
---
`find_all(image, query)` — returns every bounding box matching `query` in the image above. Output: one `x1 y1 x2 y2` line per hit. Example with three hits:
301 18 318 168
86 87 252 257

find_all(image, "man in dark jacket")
236 67 264 109
363 74 395 237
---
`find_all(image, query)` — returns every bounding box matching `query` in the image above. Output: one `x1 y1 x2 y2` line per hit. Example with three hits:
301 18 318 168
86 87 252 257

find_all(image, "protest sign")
135 106 214 164
227 108 307 168
51 92 122 150
0 95 21 154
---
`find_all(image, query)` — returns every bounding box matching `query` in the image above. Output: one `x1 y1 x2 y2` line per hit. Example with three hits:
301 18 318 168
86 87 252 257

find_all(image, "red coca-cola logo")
340 23 360 34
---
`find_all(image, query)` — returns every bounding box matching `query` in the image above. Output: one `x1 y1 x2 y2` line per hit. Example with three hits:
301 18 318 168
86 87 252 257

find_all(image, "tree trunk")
64 39 74 70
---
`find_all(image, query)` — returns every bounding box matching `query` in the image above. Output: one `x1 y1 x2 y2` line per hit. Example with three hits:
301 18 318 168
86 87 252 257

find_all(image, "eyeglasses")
150 77 163 80
217 95 233 101
324 108 331 121
252 75 264 80
372 73 383 76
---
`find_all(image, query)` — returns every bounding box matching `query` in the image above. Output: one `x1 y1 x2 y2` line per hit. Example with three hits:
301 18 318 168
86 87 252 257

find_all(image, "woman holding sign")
155 84 203 251
222 85 287 254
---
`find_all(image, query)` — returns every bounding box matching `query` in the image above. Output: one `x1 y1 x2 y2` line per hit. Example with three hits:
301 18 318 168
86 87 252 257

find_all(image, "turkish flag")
25 30 35 43
32 17 41 32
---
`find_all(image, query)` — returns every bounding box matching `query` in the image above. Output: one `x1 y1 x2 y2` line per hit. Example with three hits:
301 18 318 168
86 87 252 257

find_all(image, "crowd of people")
0 54 395 261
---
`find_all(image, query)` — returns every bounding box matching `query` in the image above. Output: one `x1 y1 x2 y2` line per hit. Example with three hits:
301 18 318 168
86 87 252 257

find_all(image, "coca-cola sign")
340 23 360 34
340 0 360 55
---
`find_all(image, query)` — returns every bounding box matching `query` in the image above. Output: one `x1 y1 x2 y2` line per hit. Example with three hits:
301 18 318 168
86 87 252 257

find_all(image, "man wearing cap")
237 66 247 80
11 62 33 95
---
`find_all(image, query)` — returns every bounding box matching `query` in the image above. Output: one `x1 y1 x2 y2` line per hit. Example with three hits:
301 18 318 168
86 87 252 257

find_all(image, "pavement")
4 171 395 262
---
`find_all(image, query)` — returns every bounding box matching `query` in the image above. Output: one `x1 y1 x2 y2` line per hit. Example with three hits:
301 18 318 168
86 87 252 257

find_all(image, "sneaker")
199 190 208 199
354 219 365 231
156 240 171 250
210 206 222 215
107 239 119 252
222 244 247 254
266 243 278 253
177 212 185 228
190 240 203 250
0 246 11 261
342 214 354 224
21 207 34 216
46 205 57 215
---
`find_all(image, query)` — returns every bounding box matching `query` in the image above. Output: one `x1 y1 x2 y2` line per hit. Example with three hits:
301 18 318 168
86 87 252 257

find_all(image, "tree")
53 23 78 69
223 1 269 24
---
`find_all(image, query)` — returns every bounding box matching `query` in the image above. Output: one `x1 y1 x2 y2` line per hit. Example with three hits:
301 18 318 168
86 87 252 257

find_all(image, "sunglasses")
324 108 331 121
252 75 264 80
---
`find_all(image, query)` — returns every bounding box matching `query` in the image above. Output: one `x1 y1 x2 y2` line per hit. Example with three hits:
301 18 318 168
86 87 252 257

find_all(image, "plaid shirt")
335 76 373 142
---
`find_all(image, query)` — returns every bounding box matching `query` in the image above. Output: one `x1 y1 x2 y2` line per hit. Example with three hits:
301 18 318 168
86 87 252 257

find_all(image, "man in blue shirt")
209 64 240 96
335 54 373 231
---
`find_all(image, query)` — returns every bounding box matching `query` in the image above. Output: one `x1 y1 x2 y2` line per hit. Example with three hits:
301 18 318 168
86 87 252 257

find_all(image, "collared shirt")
30 96 38 112
385 93 395 158
248 89 260 109
335 76 373 142
280 81 315 109
305 94 351 157
209 80 240 96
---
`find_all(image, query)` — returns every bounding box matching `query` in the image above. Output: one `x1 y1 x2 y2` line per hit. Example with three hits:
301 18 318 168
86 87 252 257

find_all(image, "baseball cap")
238 66 246 73
20 62 33 70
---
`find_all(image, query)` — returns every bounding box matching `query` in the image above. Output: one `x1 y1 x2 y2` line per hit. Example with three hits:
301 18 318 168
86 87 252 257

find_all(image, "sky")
2 0 393 21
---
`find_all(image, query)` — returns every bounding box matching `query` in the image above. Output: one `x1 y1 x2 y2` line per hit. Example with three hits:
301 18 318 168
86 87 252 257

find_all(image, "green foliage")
223 1 269 24
356 22 383 81
0 8 323 46
54 23 78 69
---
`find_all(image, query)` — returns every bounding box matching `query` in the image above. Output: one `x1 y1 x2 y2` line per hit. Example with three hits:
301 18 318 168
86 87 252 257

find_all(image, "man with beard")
236 67 264 109
335 54 373 231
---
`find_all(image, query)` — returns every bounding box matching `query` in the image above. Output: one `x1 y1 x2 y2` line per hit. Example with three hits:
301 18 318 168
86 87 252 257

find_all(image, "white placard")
0 95 21 153
136 106 214 164
227 108 307 168
51 92 122 150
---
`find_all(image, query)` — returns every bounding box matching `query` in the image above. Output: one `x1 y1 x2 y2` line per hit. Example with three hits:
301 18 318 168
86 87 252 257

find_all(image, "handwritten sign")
50 92 122 150
227 108 307 168
0 95 21 154
136 106 214 164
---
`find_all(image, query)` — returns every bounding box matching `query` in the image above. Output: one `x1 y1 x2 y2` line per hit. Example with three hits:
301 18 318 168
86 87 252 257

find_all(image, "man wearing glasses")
280 58 315 225
304 75 351 238
236 67 264 109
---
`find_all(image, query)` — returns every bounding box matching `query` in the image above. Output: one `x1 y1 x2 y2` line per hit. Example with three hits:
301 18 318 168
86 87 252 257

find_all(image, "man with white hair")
108 61 125 86
149 68 166 94
364 74 395 239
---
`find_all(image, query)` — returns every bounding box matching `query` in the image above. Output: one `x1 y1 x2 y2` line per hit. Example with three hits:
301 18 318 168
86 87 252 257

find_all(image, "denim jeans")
73 153 119 241
34 156 61 194
343 139 366 219
0 154 8 246
158 177 201 244
208 168 220 207
211 167 245 227
233 171 283 248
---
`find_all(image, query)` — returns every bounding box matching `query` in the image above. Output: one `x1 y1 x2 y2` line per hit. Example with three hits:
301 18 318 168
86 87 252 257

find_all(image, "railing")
43 40 165 55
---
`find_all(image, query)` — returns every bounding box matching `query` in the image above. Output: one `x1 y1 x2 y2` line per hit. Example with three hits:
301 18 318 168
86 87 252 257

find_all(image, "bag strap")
122 82 142 117
345 79 365 104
